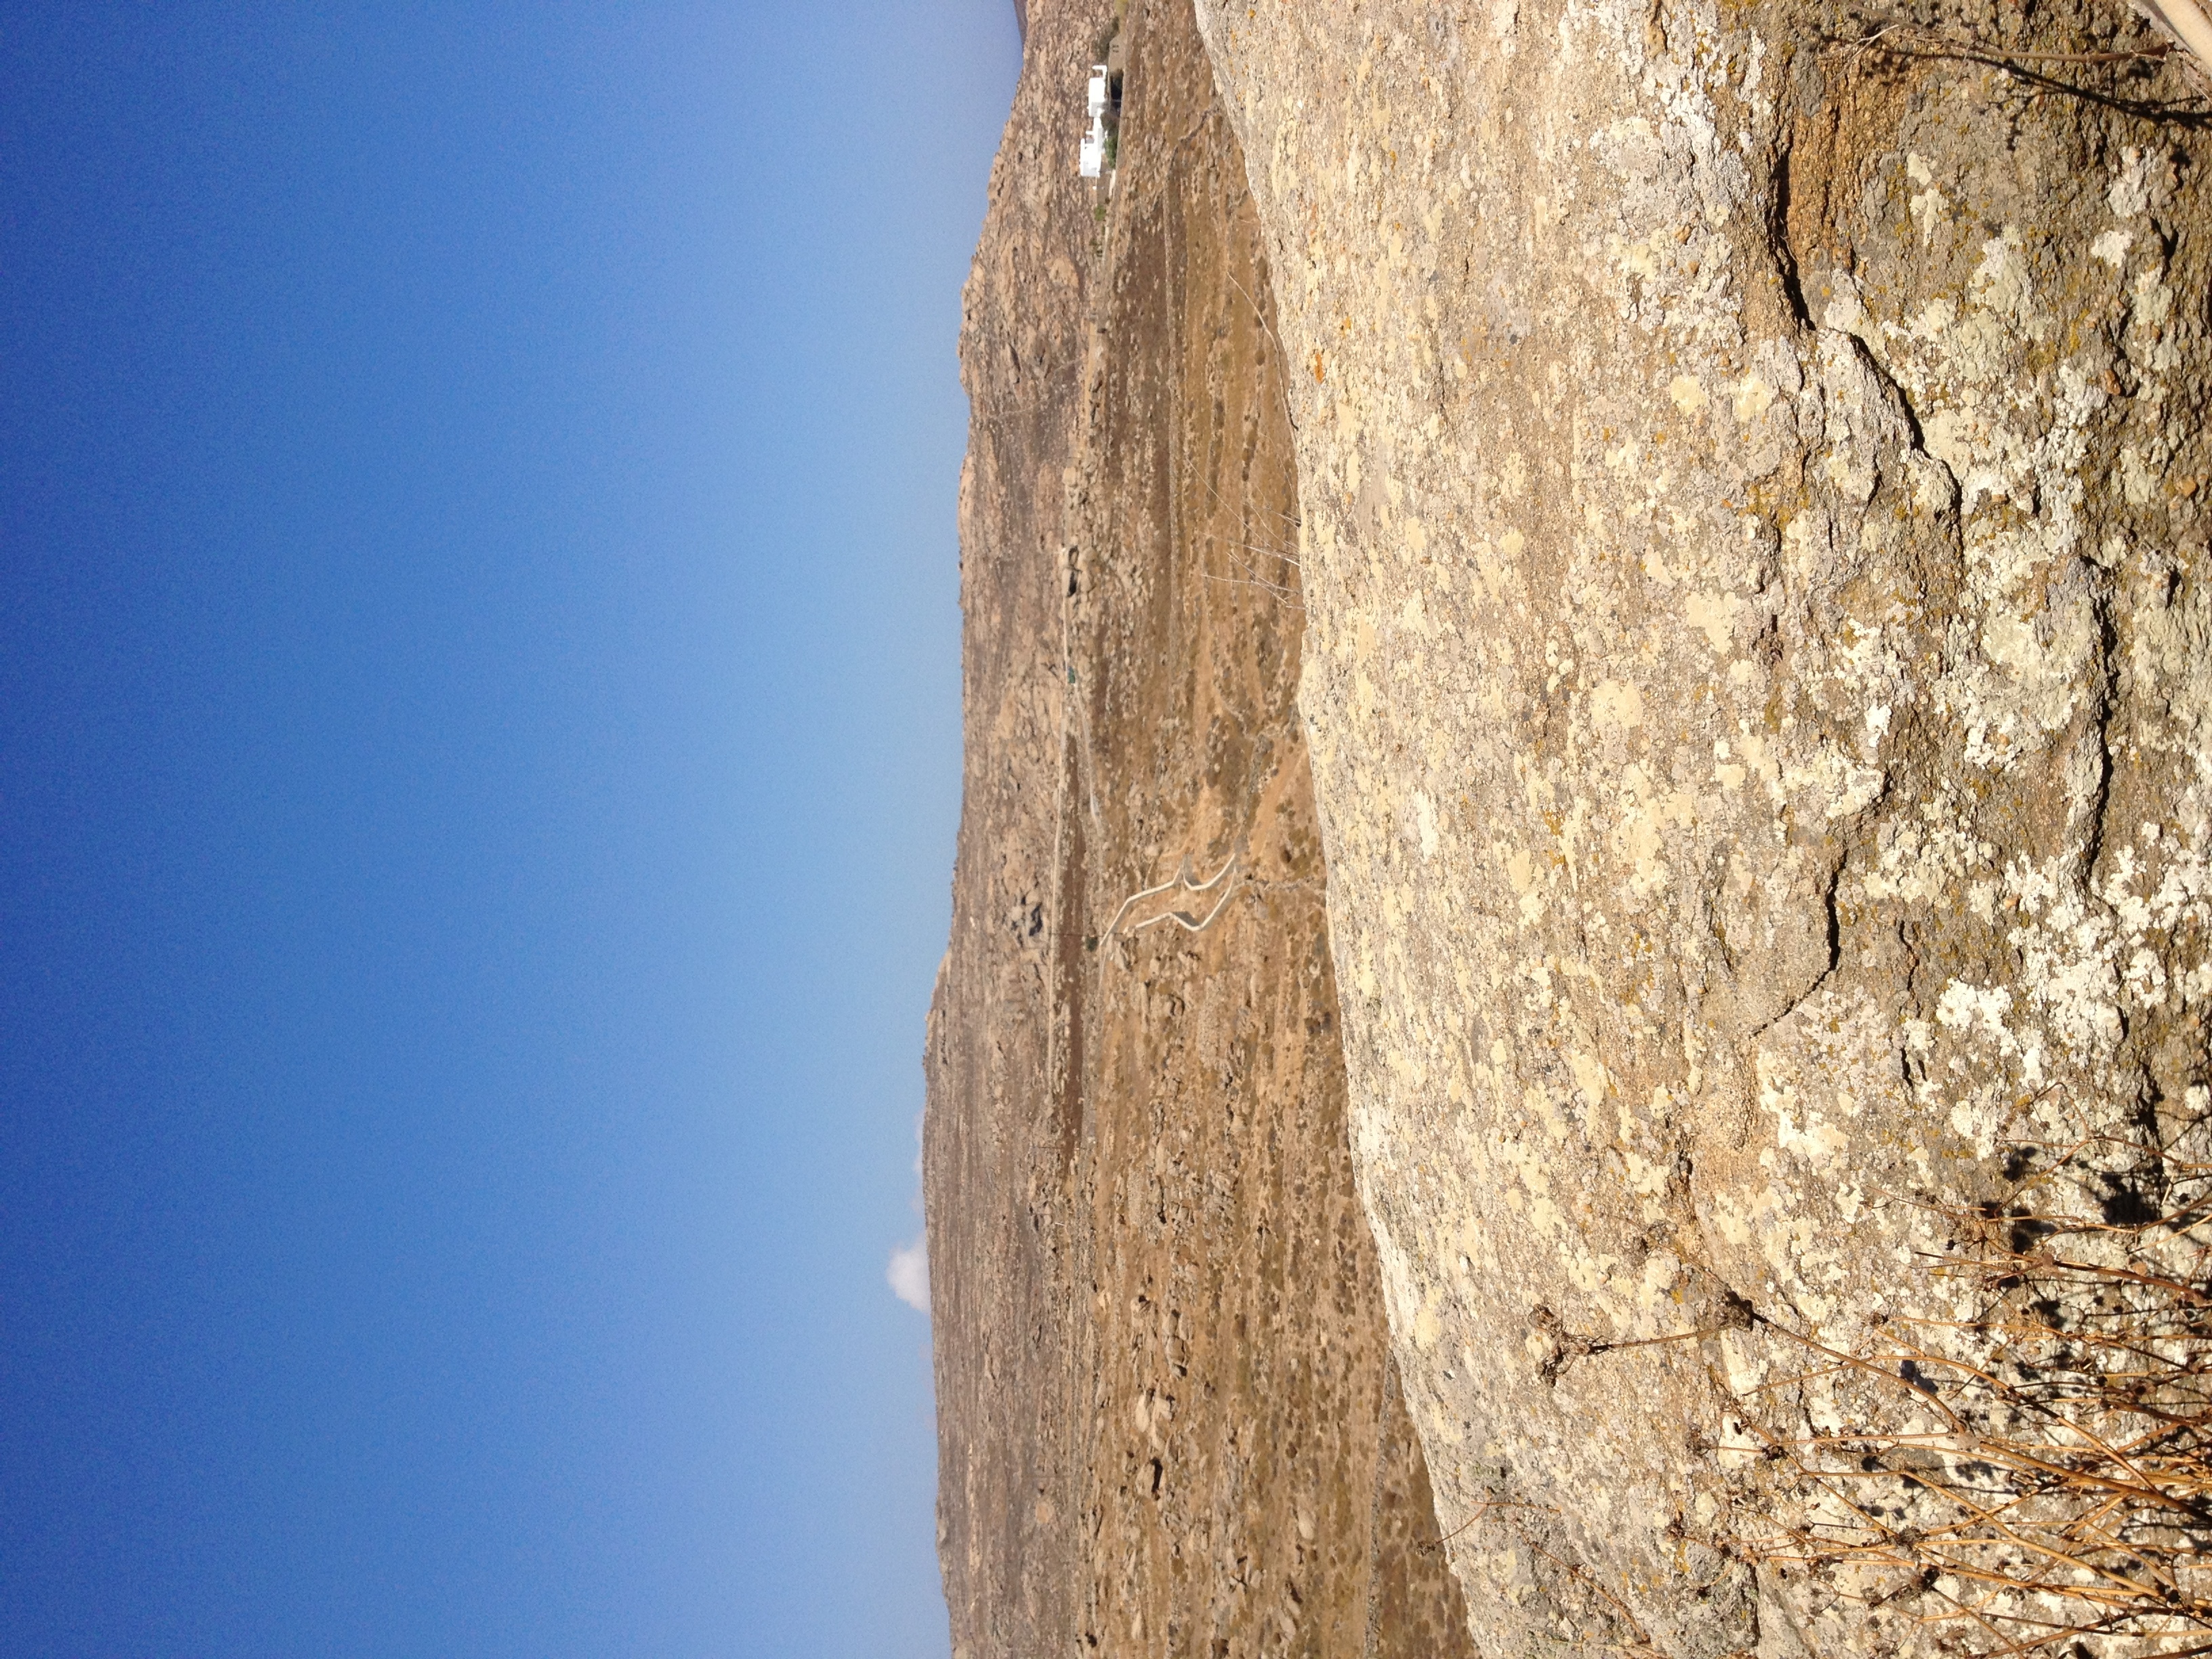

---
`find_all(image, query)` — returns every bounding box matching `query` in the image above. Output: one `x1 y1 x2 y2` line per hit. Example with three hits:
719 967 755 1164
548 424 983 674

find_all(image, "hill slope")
925 3 1476 1655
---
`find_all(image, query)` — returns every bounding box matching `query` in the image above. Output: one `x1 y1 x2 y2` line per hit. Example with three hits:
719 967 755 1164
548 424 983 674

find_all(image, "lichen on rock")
1187 0 2212 1650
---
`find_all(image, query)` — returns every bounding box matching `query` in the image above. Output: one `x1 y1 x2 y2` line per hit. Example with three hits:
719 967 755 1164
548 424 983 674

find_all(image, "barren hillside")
924 2 1474 1655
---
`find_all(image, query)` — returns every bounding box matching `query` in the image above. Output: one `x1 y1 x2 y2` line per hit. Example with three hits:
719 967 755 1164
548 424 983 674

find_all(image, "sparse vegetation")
1731 1117 2212 1656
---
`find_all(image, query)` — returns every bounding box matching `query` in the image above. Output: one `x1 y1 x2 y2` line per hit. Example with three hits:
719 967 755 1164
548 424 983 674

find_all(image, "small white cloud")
887 1237 930 1314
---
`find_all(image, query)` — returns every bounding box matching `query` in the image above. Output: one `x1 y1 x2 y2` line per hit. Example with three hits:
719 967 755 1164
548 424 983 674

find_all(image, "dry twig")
1729 1124 2212 1654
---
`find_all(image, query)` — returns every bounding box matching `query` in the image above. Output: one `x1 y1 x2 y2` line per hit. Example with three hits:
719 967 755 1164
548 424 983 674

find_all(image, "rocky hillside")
924 1 1475 1656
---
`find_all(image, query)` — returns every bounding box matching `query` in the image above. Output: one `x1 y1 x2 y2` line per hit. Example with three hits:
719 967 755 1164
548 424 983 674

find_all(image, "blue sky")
0 4 1017 1653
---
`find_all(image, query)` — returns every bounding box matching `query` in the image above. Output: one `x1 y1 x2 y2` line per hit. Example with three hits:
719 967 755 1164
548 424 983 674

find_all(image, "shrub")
1733 1118 2212 1656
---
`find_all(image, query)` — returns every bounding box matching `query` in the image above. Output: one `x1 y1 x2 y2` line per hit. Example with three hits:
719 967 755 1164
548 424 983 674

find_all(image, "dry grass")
1733 1122 2212 1656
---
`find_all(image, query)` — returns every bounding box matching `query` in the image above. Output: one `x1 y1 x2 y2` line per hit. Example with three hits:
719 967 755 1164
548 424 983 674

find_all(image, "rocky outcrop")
1189 2 2212 1653
926 2 1475 1656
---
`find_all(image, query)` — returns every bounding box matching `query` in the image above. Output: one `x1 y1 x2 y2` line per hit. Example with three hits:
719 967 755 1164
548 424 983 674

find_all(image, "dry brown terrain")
924 3 1476 1655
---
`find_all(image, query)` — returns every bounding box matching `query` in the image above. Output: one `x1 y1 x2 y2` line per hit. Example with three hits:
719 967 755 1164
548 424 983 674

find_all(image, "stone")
1188 0 2212 1650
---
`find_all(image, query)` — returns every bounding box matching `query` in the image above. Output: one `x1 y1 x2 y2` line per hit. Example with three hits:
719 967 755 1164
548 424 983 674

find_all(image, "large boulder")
1190 0 2211 1650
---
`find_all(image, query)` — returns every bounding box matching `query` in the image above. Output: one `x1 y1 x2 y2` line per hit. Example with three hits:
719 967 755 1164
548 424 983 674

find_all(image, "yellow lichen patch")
1683 590 1738 653
1568 1050 1610 1111
1414 1290 1444 1350
1591 678 1644 731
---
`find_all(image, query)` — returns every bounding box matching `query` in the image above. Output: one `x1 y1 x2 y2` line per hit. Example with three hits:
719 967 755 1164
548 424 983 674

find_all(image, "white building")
1078 65 1108 178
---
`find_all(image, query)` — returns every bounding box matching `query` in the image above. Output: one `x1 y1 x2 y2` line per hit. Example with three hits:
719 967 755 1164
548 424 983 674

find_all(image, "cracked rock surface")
1187 0 2212 1651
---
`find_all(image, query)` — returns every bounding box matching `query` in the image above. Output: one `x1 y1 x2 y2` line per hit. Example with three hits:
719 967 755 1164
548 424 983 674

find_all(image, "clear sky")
0 3 1018 1653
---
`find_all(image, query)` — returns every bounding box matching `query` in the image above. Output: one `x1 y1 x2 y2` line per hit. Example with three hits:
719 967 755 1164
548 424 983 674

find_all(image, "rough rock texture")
925 2 1476 1655
1185 1 2212 1652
